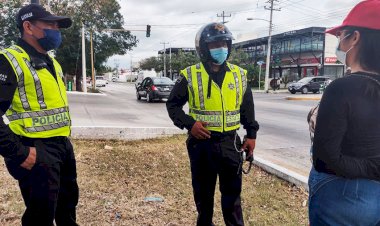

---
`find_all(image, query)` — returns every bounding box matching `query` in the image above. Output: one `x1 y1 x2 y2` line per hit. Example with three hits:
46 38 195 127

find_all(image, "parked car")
136 77 174 102
95 76 107 87
288 76 331 94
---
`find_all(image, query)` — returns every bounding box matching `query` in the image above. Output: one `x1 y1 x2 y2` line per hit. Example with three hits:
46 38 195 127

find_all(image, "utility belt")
209 130 237 139
18 135 69 147
187 130 237 140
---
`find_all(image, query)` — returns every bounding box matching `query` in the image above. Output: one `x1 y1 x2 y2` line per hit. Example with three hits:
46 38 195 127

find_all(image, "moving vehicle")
136 77 174 102
135 70 157 88
95 76 107 87
288 76 331 94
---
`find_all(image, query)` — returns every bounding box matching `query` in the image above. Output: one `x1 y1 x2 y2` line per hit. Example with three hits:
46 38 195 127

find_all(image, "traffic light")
146 25 151 37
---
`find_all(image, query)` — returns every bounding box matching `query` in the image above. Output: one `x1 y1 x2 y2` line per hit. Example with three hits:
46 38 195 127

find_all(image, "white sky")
106 0 360 69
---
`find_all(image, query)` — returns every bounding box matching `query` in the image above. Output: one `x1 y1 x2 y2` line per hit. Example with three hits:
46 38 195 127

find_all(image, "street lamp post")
247 17 273 92
81 22 87 93
257 61 264 90
160 42 168 77
169 44 172 80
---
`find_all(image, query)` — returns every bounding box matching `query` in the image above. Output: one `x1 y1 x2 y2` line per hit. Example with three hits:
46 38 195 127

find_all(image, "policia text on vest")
32 111 70 127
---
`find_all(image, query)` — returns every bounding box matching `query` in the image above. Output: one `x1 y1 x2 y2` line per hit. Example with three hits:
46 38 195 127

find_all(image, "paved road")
68 82 320 177
253 93 318 176
68 82 178 128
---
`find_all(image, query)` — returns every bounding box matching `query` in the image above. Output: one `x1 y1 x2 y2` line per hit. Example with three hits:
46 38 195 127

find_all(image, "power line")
217 11 232 24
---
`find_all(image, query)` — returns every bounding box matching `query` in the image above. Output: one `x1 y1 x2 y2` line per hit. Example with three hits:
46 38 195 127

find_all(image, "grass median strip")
0 135 309 225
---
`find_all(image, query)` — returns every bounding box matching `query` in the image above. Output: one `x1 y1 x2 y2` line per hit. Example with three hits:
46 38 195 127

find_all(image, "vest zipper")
214 82 225 132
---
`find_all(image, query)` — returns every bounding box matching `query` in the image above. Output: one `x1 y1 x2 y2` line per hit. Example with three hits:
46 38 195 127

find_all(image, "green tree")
139 56 162 72
170 50 199 75
0 0 138 90
50 0 138 90
229 48 261 87
139 51 198 78
0 0 23 48
229 48 250 65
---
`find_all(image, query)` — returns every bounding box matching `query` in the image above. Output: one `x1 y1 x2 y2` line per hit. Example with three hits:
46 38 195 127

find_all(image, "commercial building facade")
233 27 345 82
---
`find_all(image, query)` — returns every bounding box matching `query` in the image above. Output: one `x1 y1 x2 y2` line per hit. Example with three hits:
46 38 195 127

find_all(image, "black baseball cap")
17 4 72 29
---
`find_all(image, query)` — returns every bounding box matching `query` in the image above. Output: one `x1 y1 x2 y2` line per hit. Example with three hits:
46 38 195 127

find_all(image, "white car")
95 76 107 87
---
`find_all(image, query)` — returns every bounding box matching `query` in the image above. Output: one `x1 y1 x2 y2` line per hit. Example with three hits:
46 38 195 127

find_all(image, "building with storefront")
233 27 344 82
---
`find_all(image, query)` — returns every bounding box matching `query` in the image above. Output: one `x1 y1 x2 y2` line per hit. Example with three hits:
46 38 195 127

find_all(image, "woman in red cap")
309 0 380 225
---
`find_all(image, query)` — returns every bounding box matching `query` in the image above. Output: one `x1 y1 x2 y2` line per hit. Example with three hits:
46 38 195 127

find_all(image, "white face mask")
335 33 354 65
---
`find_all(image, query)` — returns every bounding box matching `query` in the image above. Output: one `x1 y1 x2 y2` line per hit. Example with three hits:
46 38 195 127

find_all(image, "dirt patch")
0 135 309 225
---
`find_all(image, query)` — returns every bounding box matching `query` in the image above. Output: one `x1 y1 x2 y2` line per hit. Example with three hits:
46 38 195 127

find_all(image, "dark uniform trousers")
5 136 79 226
186 131 244 226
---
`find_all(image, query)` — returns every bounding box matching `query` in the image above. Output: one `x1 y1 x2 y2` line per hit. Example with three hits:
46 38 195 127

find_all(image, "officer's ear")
22 21 34 37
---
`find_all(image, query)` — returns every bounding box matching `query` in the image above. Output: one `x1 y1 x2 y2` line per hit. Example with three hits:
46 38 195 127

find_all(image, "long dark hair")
345 26 380 75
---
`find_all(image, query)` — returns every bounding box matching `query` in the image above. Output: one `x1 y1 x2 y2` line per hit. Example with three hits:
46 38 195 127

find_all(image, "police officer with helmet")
166 22 259 225
0 4 78 225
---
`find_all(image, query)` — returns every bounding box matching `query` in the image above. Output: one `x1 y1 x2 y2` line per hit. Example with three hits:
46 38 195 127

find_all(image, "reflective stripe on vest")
7 106 68 121
3 50 31 111
240 67 247 95
196 71 205 110
232 71 240 109
186 67 196 108
23 59 47 109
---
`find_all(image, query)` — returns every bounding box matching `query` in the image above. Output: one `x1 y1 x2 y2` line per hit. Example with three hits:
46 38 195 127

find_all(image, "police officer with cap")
166 22 259 225
0 4 78 225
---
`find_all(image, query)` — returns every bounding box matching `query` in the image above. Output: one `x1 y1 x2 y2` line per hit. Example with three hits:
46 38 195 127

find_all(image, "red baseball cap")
326 0 380 36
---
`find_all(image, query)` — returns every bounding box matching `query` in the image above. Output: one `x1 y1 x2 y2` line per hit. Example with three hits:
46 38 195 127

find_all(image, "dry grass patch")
0 135 308 225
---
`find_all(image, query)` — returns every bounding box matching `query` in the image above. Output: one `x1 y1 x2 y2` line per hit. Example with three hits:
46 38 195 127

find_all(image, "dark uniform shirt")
0 39 57 164
166 62 259 139
313 72 380 180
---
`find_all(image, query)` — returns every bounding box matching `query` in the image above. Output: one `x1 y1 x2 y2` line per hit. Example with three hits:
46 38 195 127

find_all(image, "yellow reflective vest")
181 62 247 132
1 45 71 138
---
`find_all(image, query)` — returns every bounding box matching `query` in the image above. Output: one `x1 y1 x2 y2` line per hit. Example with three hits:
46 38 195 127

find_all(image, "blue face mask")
37 29 62 51
209 47 228 65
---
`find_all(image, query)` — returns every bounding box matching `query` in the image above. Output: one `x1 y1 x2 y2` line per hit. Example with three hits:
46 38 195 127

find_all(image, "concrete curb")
285 95 321 101
71 126 186 140
71 126 308 191
252 90 290 94
67 91 106 96
254 157 308 191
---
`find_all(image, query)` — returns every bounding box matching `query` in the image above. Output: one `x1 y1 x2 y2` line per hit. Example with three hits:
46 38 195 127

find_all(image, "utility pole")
81 22 87 93
160 42 169 77
169 43 172 80
130 55 133 82
263 0 280 92
90 30 95 90
217 11 231 24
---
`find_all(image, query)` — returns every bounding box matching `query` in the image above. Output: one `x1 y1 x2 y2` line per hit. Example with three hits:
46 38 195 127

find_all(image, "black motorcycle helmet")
195 22 234 63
